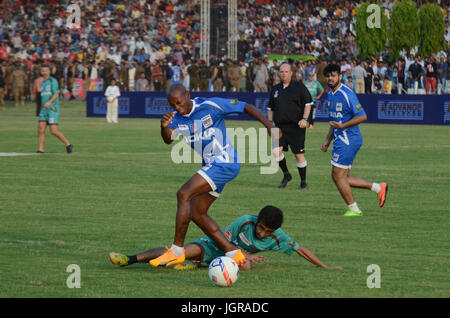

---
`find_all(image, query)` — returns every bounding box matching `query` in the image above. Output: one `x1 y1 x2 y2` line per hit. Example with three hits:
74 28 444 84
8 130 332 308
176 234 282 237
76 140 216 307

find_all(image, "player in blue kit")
170 62 183 84
150 83 279 267
320 64 388 216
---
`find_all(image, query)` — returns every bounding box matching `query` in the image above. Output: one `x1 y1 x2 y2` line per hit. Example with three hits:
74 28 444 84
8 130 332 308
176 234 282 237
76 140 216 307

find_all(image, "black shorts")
277 123 306 154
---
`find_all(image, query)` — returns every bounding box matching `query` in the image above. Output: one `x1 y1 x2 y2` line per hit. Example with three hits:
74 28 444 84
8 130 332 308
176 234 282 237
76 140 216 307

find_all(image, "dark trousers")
36 92 41 116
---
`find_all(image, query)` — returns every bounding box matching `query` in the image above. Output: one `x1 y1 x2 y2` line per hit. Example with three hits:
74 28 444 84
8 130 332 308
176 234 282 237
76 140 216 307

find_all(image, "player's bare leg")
109 243 203 267
173 173 213 247
49 124 71 146
37 121 47 152
332 166 363 215
190 191 245 264
150 173 246 267
347 174 388 207
331 167 355 205
347 175 373 190
190 192 237 253
149 173 212 267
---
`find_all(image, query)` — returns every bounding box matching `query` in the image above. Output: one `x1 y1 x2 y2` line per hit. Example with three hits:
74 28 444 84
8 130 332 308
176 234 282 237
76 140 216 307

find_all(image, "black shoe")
300 183 309 190
36 151 44 154
66 144 73 154
278 174 292 189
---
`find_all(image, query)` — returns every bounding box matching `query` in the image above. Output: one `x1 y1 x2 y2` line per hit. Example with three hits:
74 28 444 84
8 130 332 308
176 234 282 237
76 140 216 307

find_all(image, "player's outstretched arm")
329 114 367 130
160 111 176 144
296 246 343 270
243 104 279 138
321 127 333 152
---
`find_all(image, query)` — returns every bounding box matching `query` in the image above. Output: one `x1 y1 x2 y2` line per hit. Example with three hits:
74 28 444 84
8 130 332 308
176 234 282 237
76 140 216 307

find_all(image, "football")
208 256 239 287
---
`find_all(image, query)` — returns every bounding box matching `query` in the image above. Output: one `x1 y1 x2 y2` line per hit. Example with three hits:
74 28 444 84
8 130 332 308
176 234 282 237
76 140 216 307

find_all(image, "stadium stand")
0 0 449 99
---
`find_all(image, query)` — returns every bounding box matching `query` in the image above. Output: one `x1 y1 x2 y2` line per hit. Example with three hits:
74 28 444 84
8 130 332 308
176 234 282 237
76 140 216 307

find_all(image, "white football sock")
371 183 381 193
296 160 307 168
348 202 361 213
170 244 184 256
225 250 238 258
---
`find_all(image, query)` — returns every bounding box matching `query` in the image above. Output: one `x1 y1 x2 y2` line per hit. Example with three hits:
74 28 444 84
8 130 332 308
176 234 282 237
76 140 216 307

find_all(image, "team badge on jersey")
225 230 232 240
333 154 340 162
178 124 189 130
336 103 342 111
201 114 213 128
239 233 251 246
355 104 363 111
230 99 239 105
274 90 278 98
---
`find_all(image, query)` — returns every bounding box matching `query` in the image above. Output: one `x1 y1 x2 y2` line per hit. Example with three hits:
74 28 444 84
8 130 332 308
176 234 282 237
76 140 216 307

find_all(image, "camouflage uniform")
10 67 28 106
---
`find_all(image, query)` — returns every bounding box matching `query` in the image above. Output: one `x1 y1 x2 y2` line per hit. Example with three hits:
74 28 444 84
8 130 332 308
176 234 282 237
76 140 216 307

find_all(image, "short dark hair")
41 64 50 69
323 63 341 76
257 205 283 229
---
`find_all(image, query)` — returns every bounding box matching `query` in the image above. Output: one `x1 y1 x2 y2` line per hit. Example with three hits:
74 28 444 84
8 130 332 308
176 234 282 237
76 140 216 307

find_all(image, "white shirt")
90 66 98 80
105 85 121 98
445 33 450 42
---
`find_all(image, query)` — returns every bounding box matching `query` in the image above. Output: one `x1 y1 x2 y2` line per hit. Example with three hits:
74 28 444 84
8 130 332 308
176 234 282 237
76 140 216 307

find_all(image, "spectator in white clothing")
105 79 120 123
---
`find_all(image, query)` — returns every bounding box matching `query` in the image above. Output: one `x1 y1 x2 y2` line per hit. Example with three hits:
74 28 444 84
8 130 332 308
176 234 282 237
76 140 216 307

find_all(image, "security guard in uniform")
267 63 313 190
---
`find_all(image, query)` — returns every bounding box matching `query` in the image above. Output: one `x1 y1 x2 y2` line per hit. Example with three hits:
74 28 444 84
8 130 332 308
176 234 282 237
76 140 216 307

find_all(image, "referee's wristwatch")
302 117 309 122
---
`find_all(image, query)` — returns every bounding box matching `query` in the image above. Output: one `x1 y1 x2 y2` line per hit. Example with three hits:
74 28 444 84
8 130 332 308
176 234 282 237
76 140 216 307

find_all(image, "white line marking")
0 153 41 157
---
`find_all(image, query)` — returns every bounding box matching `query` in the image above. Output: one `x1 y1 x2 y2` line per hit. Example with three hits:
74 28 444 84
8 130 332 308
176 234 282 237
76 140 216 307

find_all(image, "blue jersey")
327 84 366 146
169 97 246 166
171 66 182 84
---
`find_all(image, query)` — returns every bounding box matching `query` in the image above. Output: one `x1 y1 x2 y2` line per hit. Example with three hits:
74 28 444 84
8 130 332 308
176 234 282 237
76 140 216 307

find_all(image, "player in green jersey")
109 206 343 271
304 71 324 128
37 64 73 154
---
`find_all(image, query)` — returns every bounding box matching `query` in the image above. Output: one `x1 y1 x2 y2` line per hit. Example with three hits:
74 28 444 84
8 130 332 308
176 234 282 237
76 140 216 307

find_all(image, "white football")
208 256 239 287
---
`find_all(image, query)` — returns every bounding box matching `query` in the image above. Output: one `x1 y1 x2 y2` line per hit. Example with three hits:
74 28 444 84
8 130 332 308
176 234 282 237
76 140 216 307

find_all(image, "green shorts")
38 109 60 125
191 237 225 265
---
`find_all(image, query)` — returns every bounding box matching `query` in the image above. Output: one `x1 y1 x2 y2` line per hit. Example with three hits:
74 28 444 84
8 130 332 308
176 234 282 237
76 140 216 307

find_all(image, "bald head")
167 83 187 99
167 83 192 115
280 63 292 72
279 63 293 85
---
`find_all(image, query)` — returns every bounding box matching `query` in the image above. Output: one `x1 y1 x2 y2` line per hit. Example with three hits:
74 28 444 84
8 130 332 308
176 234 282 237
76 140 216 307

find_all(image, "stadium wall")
86 92 450 126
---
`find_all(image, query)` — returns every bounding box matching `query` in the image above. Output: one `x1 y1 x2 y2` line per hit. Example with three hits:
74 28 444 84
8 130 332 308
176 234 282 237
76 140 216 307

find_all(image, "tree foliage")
355 2 388 60
388 0 420 59
418 3 445 58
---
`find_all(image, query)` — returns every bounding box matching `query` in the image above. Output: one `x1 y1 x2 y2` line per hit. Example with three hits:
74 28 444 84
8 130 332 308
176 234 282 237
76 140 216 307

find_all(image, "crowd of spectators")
0 0 449 105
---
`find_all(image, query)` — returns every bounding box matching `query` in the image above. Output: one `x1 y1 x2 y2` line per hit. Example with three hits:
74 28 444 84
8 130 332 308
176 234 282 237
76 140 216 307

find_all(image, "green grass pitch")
0 101 449 298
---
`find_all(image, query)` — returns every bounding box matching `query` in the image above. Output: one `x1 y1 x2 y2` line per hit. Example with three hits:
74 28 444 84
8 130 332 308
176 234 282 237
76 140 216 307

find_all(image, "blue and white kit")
326 84 366 169
168 97 246 196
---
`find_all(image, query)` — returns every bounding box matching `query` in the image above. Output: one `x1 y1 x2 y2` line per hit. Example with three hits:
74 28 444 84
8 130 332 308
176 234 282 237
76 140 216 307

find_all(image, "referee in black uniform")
267 63 313 190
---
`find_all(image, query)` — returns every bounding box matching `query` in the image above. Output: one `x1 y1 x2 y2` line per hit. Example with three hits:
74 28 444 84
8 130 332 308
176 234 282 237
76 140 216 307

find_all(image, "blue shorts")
331 138 362 169
197 162 241 197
